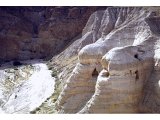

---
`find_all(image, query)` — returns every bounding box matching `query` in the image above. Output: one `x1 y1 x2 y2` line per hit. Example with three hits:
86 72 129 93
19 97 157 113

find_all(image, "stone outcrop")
55 7 160 113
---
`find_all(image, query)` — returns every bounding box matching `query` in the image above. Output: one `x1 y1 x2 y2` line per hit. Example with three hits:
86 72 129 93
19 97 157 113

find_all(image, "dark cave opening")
92 68 99 77
134 54 141 61
135 70 139 81
13 61 23 66
134 54 138 59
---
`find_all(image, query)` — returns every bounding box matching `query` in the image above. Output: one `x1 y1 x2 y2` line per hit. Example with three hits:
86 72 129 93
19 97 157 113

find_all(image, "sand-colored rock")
55 7 160 113
55 63 98 113
80 45 154 113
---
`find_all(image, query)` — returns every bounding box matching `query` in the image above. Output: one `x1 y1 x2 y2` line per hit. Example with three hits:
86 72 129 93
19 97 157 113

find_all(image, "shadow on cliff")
0 6 108 70
0 59 48 70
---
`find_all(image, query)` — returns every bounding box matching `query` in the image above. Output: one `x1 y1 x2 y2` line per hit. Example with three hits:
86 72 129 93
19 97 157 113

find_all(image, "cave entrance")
134 54 141 61
92 68 99 77
135 70 139 81
13 61 23 66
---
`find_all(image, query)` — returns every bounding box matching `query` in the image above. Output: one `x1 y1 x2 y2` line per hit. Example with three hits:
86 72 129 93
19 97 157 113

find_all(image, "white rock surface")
0 61 55 114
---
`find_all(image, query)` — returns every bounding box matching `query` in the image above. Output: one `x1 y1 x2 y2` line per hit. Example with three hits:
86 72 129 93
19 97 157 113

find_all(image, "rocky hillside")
0 6 107 114
1 6 160 114
52 7 160 113
0 7 105 63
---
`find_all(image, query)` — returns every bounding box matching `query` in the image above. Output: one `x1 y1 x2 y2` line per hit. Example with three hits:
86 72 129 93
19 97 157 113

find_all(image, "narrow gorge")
1 6 160 113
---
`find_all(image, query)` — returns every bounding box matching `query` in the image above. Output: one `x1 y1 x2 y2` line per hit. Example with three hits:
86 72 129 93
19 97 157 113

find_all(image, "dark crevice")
134 54 138 59
92 68 99 77
13 61 23 66
15 95 17 99
135 70 139 81
134 54 141 61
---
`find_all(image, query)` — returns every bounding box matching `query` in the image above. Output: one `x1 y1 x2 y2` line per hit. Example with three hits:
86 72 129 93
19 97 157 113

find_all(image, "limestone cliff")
54 7 160 113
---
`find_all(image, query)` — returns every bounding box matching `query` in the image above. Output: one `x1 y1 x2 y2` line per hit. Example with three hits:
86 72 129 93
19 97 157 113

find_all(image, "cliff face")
0 7 105 63
0 7 108 114
54 7 160 113
1 7 160 114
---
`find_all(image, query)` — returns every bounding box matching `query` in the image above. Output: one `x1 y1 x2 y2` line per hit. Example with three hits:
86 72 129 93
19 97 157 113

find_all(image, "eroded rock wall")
55 7 160 113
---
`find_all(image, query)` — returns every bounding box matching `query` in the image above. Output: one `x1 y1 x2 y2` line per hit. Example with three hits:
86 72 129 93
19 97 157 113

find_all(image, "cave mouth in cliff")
92 68 99 77
134 54 141 61
13 61 23 66
134 54 138 59
135 70 139 80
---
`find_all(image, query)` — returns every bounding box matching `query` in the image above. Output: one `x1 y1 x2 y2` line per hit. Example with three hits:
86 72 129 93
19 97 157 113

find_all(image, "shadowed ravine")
1 7 160 114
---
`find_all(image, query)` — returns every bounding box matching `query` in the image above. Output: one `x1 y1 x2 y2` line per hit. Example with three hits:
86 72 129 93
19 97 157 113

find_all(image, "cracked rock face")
55 7 160 113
